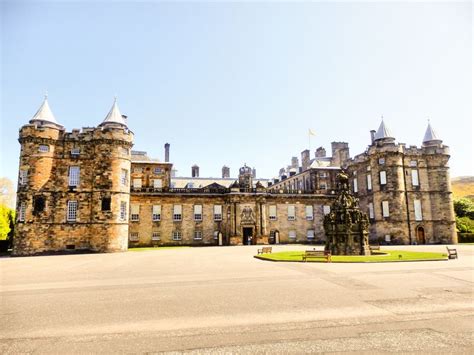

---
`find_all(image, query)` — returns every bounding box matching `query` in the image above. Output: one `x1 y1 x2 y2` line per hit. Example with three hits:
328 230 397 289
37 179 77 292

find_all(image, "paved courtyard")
0 244 473 353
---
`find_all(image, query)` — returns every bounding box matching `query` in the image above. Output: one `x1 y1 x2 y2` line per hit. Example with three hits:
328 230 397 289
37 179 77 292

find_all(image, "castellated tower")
347 119 456 245
13 97 134 256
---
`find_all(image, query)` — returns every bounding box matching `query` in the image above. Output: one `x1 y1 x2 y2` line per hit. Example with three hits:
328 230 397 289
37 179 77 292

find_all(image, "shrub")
456 216 474 233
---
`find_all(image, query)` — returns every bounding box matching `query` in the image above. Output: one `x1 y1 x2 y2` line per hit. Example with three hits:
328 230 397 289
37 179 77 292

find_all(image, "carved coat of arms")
240 206 255 224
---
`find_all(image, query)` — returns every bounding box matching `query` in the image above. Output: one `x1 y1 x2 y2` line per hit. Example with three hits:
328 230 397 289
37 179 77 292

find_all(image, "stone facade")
12 99 457 256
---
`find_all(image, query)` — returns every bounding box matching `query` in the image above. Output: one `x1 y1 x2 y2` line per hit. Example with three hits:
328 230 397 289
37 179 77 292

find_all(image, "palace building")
12 97 457 255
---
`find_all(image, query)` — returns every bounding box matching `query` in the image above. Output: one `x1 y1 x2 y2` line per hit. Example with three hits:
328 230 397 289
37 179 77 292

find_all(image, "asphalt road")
1 245 473 354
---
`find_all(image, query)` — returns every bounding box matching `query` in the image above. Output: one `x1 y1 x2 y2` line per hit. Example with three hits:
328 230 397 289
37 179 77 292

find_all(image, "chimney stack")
192 165 199 178
222 165 230 178
164 143 170 162
370 130 376 144
252 168 256 178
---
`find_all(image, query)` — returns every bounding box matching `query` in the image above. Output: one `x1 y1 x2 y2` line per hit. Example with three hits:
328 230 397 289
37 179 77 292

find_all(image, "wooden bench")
446 246 458 259
302 250 331 262
257 246 272 255
370 245 380 251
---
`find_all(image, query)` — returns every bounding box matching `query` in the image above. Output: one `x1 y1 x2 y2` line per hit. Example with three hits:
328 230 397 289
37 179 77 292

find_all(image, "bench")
302 250 331 262
370 245 380 251
257 246 272 255
446 246 458 259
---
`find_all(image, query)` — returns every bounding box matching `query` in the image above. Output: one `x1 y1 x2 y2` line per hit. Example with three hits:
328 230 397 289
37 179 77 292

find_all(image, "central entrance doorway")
243 227 253 245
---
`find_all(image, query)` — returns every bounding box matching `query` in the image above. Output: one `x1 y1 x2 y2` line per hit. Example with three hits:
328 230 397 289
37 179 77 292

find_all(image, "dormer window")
71 148 80 156
38 145 49 153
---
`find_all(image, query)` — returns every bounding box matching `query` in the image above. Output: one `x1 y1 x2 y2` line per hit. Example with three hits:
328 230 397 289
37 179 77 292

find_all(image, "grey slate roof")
423 121 441 143
99 98 128 127
374 119 394 141
30 96 63 127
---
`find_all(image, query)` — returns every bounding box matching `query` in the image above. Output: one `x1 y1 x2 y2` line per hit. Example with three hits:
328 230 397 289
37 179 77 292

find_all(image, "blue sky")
1 1 472 184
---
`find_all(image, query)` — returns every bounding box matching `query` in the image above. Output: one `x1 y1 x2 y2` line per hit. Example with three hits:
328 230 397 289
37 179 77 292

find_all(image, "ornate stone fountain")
324 172 371 255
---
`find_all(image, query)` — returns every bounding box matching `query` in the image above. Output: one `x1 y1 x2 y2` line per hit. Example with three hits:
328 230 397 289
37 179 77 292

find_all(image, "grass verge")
255 250 448 263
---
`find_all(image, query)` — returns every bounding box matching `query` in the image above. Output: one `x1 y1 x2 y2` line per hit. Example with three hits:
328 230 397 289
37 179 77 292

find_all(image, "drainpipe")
402 155 412 244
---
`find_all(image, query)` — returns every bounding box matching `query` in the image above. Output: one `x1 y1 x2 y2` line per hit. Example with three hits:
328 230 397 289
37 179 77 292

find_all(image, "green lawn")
128 246 190 252
255 250 448 263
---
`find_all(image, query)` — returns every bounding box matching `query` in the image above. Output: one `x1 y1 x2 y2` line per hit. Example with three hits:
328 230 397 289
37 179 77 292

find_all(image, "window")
414 199 423 221
18 202 26 222
411 170 419 187
129 232 139 241
130 204 140 221
68 166 80 187
194 230 203 240
307 230 315 240
154 167 162 174
213 231 220 240
409 160 417 167
287 205 296 220
38 145 49 153
268 205 277 220
320 183 327 190
379 171 387 185
289 230 296 240
120 169 128 186
214 205 222 221
367 166 371 171
19 169 28 185
172 231 182 241
152 205 161 221
67 201 78 221
194 205 202 221
71 147 80 156
133 167 143 173
153 179 162 189
353 178 358 193
368 203 374 219
305 205 313 220
173 205 182 221
121 148 129 156
152 232 160 241
378 158 385 165
323 205 331 215
101 197 111 211
367 174 372 191
133 178 142 189
319 172 327 178
33 196 45 214
382 201 390 218
120 201 127 221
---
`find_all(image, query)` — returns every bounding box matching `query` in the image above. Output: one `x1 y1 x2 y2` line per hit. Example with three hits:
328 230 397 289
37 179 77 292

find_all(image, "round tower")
13 96 65 255
90 98 134 252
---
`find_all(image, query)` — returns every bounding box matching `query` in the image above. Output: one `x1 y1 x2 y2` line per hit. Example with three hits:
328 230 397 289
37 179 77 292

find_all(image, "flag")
308 129 316 136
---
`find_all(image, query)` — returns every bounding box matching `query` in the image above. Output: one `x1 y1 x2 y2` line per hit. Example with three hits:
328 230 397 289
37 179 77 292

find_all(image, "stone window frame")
366 174 372 191
287 205 296 221
18 202 26 222
153 167 162 174
379 171 387 185
306 229 315 240
132 178 142 189
70 147 80 157
411 169 419 187
67 200 78 222
193 205 202 221
129 232 139 241
172 230 182 241
323 205 331 215
288 230 297 240
213 205 223 221
378 157 385 165
193 230 203 240
19 169 28 185
268 205 277 220
151 232 160 241
381 201 390 218
38 144 50 153
368 202 375 219
120 201 127 221
130 204 140 221
305 205 313 220
152 205 161 221
414 199 423 221
120 169 129 186
68 166 80 187
173 205 182 222
353 178 358 193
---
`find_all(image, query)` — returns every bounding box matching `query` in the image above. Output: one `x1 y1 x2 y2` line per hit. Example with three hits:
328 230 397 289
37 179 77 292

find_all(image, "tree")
0 177 15 209
453 198 474 219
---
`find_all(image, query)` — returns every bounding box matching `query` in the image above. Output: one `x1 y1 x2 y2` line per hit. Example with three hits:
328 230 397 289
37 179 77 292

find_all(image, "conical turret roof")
422 121 442 144
30 95 63 127
374 118 394 141
99 97 128 127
